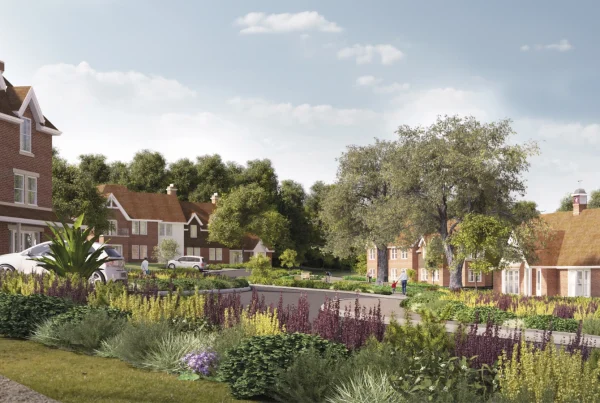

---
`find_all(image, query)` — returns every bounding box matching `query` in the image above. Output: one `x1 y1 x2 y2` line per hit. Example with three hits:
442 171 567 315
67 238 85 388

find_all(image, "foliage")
390 116 539 289
247 253 274 282
278 249 299 268
455 306 517 325
152 239 181 264
211 325 248 361
353 253 367 275
425 235 445 269
454 321 523 369
343 275 367 281
49 305 129 328
52 150 110 234
218 333 347 399
320 139 411 283
498 342 600 403
583 318 600 336
273 348 345 403
32 308 127 353
168 158 199 201
87 280 128 307
237 308 283 337
32 214 110 279
557 193 573 212
0 271 92 304
131 276 248 292
277 180 312 260
78 154 110 185
182 350 218 376
384 313 451 357
327 369 403 403
127 150 168 193
208 183 290 253
522 315 579 333
0 293 74 338
141 331 216 373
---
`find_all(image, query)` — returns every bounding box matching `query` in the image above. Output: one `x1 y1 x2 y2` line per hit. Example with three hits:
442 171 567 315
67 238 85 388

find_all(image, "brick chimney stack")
166 183 177 197
572 188 587 216
0 60 4 72
211 192 220 205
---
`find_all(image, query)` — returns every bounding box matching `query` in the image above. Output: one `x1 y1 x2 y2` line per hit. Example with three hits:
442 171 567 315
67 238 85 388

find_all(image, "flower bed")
130 276 249 293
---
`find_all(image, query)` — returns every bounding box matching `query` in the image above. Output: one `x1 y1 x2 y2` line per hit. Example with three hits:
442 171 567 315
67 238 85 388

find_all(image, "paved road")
239 285 406 321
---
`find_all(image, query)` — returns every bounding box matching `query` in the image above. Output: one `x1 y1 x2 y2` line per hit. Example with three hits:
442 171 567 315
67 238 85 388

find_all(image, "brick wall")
558 269 569 296
0 222 8 254
493 270 502 293
369 247 417 281
592 270 600 297
0 107 53 208
102 209 159 262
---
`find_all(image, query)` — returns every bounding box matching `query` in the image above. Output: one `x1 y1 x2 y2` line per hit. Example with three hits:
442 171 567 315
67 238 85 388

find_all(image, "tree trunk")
376 246 388 285
444 241 464 291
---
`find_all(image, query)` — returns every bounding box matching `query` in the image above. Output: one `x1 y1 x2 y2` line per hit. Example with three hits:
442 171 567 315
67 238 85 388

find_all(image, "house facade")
0 60 62 255
494 188 600 297
366 238 493 287
98 185 273 264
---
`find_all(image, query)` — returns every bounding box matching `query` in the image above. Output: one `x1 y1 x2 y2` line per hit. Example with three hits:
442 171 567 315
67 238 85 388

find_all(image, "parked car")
0 241 128 284
166 256 207 271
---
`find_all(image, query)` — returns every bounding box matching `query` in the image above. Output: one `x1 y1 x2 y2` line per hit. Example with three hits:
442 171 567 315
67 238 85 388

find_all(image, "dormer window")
20 118 32 153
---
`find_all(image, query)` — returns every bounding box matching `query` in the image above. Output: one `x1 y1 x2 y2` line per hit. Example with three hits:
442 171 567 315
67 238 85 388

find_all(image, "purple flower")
182 350 218 376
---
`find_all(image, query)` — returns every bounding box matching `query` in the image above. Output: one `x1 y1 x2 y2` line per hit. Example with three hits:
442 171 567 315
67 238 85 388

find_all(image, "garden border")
251 284 407 300
156 286 251 296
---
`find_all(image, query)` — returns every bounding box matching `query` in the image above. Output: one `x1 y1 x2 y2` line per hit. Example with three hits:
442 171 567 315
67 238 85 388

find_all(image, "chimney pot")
166 184 178 196
211 192 220 205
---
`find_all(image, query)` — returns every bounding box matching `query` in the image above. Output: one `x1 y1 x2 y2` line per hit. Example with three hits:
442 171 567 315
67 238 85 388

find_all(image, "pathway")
0 376 58 403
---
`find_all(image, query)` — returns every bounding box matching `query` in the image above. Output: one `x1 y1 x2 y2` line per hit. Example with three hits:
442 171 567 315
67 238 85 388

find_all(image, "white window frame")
132 221 148 235
368 248 376 260
192 247 201 257
186 247 193 256
468 269 482 283
390 247 398 260
422 269 428 281
433 270 440 281
190 225 198 238
504 269 520 295
132 245 140 260
536 268 542 296
569 269 591 297
20 117 32 153
107 220 118 236
140 245 148 260
14 174 24 204
159 223 165 236
401 249 408 259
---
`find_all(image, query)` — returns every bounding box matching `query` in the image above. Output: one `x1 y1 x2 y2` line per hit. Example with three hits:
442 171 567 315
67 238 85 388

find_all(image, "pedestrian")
141 257 149 277
326 271 331 283
367 272 372 283
399 269 408 295
391 280 397 294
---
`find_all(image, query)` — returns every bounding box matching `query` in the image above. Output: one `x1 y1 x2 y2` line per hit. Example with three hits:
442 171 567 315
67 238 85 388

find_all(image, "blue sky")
2 0 599 212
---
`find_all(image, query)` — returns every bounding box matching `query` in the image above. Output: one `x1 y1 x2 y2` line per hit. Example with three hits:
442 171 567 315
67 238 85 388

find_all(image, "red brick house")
0 60 62 254
494 188 600 297
98 185 273 264
366 238 493 287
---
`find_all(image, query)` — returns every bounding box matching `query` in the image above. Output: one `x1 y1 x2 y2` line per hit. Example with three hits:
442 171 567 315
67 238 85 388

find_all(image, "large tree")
208 184 290 257
277 180 312 260
320 140 410 283
108 161 129 185
390 115 538 290
127 150 168 193
190 154 235 202
52 150 110 234
78 154 110 185
239 159 279 203
168 158 198 201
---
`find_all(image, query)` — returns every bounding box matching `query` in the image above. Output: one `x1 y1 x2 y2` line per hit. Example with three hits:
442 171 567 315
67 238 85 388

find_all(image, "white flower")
443 386 449 392
440 363 446 368
429 386 435 391
420 366 426 371
461 365 467 370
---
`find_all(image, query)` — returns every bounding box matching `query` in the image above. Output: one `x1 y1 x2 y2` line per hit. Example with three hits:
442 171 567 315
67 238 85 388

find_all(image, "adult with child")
399 269 408 295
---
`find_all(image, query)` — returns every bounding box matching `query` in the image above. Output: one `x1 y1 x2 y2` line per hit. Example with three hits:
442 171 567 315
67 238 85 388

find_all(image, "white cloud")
337 44 404 65
235 11 342 34
374 82 410 94
356 75 381 86
521 39 573 52
228 96 379 126
516 119 600 144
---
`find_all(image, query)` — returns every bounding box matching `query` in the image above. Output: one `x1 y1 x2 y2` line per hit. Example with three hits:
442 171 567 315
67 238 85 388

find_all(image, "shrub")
142 331 216 373
273 348 345 403
152 238 180 264
455 305 517 325
327 370 402 403
583 318 600 336
32 308 127 353
50 305 129 328
211 325 248 361
401 290 445 309
87 280 128 307
247 254 273 280
342 275 367 282
0 293 74 338
238 309 283 336
342 339 402 378
407 268 416 282
384 312 451 357
353 253 367 275
218 333 347 399
498 341 600 403
331 281 369 292
522 314 579 333
279 249 299 269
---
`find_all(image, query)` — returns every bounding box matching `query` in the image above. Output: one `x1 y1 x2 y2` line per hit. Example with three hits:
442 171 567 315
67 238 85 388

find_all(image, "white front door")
536 269 542 296
569 269 591 297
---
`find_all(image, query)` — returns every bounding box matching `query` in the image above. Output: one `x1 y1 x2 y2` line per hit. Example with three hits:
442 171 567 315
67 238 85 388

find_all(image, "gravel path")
0 375 59 403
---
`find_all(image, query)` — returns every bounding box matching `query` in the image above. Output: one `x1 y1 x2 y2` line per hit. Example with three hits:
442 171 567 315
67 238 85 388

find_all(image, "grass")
0 338 252 403
124 262 164 272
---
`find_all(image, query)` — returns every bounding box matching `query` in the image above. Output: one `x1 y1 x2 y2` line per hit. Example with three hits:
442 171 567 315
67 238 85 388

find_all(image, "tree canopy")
389 116 539 289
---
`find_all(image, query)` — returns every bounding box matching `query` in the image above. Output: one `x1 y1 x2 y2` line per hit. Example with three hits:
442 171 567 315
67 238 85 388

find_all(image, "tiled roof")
0 205 60 223
0 78 58 130
535 209 600 266
180 201 215 226
98 184 186 222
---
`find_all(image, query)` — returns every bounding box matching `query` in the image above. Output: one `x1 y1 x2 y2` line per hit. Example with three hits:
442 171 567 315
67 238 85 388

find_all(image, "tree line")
51 148 353 269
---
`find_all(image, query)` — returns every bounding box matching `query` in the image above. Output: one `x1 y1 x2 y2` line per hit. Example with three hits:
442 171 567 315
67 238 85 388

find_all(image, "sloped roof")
534 209 600 266
0 78 58 130
180 201 215 226
98 184 186 222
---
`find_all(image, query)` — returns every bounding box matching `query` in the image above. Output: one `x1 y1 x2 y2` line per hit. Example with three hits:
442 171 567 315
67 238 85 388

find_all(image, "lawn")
0 339 251 403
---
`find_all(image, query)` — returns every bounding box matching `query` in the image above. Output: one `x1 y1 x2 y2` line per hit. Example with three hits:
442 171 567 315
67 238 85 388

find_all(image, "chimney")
0 60 4 72
572 187 587 216
211 192 220 205
166 183 177 197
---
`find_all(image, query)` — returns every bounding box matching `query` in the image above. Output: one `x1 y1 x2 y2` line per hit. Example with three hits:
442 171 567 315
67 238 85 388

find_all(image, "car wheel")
89 270 106 285
168 263 176 269
0 264 15 272
193 265 201 271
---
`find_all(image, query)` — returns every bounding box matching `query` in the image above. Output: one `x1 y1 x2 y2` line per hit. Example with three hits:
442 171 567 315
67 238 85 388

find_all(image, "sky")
1 0 599 213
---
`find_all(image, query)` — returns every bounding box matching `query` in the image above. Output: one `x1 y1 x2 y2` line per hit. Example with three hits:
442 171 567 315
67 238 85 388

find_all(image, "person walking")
141 257 150 277
367 272 372 283
399 269 409 295
391 280 397 294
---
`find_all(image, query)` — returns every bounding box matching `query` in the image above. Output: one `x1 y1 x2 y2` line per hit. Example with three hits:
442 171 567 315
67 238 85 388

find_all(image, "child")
391 280 397 294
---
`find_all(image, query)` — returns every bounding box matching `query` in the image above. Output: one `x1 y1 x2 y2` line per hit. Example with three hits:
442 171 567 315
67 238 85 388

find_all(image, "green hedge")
219 333 347 399
523 315 579 333
0 293 74 338
342 275 367 282
131 277 249 291
454 305 517 325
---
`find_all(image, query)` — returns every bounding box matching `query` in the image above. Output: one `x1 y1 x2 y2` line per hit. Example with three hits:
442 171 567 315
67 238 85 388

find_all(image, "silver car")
166 255 207 271
0 241 128 284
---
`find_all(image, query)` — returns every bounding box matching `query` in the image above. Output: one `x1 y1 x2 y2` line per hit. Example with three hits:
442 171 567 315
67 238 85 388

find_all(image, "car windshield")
28 243 51 257
103 247 123 258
